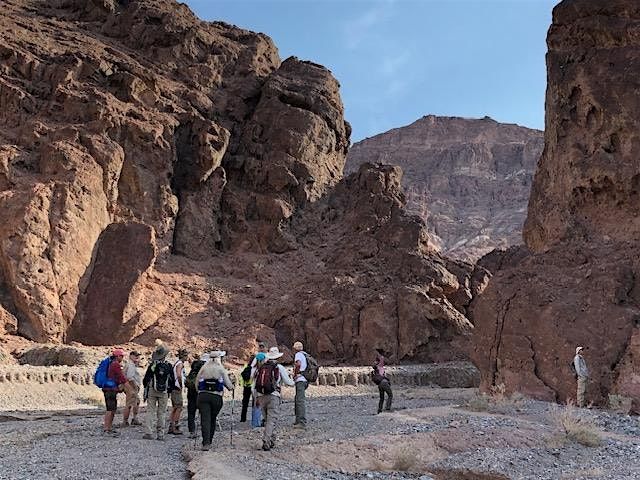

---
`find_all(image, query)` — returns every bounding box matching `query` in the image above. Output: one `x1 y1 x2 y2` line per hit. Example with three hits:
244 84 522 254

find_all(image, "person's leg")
265 396 281 448
198 394 212 447
294 382 307 426
145 394 158 438
210 395 223 444
384 383 393 411
157 392 168 439
261 395 273 448
103 391 117 432
187 389 197 434
378 385 384 413
577 377 586 407
168 392 177 433
241 386 251 422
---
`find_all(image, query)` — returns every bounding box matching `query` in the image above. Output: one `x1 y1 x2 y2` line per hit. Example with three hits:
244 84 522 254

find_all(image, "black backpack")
185 360 205 391
255 361 280 395
150 360 173 392
302 353 319 383
240 355 255 382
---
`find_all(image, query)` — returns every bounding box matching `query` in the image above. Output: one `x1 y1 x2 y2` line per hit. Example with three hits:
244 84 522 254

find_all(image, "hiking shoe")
269 439 275 449
293 423 306 429
120 421 130 428
202 444 211 451
189 432 198 439
156 436 165 441
142 434 154 440
173 428 183 435
103 429 120 437
131 419 142 426
261 441 271 451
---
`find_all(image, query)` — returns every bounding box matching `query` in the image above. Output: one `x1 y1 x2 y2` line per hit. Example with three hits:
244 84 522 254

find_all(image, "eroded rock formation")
0 0 480 364
347 116 543 262
471 0 640 410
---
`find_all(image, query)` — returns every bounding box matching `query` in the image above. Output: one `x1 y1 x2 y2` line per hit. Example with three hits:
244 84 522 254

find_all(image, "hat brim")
267 352 283 360
209 351 226 358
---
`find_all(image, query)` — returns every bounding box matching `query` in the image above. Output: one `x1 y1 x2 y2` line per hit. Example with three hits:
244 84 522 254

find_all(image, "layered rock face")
0 0 479 365
471 0 640 410
347 116 543 262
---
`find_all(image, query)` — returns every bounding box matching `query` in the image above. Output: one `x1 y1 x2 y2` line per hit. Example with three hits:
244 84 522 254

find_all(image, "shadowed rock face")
347 116 544 262
0 0 482 365
471 0 640 411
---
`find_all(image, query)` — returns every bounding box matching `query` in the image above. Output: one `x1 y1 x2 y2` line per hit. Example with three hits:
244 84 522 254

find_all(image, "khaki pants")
577 376 587 407
145 389 168 438
261 394 281 445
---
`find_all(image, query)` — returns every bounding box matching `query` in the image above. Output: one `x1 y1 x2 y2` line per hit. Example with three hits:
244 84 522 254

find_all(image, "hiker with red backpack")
142 341 175 441
240 341 267 423
97 348 128 436
195 350 235 451
253 347 294 451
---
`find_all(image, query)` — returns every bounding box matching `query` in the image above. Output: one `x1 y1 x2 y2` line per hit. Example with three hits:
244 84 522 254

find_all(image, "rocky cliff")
347 116 544 262
0 0 483 364
471 0 640 411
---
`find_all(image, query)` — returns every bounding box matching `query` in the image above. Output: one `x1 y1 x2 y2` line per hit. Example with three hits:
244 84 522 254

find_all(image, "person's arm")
196 363 208 383
279 365 295 387
177 363 184 388
222 370 234 390
143 365 152 388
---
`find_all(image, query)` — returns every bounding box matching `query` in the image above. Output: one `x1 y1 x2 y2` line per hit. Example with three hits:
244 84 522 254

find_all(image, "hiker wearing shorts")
103 348 128 436
122 350 142 427
196 350 235 451
292 341 309 428
253 347 294 451
168 348 188 435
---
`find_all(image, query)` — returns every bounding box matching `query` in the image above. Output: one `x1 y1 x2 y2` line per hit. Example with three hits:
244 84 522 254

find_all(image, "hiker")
122 350 142 427
374 348 386 376
253 346 294 451
573 346 589 407
239 355 255 423
292 341 309 428
168 348 188 435
186 353 208 439
250 341 268 372
196 350 235 451
371 366 393 413
142 341 175 440
102 348 128 436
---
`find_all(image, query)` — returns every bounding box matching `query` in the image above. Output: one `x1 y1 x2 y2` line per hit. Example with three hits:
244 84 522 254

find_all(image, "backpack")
240 364 253 382
302 352 319 383
255 361 280 395
94 356 117 389
151 360 173 392
185 360 205 391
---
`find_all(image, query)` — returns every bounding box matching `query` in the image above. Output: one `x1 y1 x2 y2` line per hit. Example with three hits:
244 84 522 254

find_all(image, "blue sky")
185 0 558 141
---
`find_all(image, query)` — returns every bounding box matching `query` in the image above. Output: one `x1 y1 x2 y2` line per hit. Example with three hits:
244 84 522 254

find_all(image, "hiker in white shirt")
168 348 188 435
122 350 142 427
573 346 589 407
292 341 308 428
253 347 294 451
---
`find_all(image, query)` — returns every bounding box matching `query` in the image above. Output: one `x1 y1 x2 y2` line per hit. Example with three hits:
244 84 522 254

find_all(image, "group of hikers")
96 340 394 451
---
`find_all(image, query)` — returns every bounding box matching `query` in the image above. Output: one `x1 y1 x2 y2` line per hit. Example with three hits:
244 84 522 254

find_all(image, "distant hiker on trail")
122 350 142 427
168 348 188 435
253 347 294 451
142 341 174 441
371 366 393 413
196 350 235 451
101 348 128 436
186 353 208 439
374 348 386 376
573 346 589 407
292 341 309 428
250 341 268 373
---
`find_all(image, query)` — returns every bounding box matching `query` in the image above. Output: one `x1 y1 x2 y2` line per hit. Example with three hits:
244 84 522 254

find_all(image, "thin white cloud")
379 51 411 76
343 2 394 50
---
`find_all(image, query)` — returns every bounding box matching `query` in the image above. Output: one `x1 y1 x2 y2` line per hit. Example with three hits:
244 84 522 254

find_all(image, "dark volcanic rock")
471 0 640 410
347 116 543 262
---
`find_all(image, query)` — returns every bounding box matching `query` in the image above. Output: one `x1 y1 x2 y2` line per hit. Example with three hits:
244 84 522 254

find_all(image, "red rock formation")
0 0 479 366
347 116 543 262
471 0 640 410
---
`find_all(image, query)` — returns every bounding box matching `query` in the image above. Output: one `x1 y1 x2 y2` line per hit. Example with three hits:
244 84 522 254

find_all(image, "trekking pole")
230 386 235 447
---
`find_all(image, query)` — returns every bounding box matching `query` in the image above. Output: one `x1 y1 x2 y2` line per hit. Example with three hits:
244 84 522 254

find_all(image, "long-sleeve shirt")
104 359 127 392
252 363 294 398
196 360 233 396
573 354 589 378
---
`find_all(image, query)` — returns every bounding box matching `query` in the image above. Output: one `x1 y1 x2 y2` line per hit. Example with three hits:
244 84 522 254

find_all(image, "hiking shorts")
103 390 118 412
125 383 140 407
170 390 184 407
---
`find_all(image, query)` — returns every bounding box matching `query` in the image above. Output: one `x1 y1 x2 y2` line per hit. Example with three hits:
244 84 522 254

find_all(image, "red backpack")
255 361 280 394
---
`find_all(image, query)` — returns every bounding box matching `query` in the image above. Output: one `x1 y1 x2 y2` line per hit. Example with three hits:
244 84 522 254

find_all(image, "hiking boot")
173 427 183 435
142 433 154 440
156 435 165 441
269 439 275 449
293 423 306 429
131 418 142 426
261 441 271 451
202 444 211 451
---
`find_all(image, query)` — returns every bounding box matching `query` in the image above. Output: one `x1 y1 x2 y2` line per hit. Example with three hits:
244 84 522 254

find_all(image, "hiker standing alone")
573 346 589 407
253 347 294 451
292 341 308 428
196 350 235 451
142 341 174 441
102 348 128 436
168 348 188 435
122 350 142 427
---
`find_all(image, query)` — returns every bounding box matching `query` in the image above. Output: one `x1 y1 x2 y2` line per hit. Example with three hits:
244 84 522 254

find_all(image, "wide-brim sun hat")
209 350 226 358
575 346 584 354
200 353 211 362
266 346 284 360
151 341 169 361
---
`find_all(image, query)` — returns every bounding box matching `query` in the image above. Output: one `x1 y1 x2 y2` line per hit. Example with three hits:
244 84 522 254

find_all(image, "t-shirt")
124 361 142 386
294 351 307 383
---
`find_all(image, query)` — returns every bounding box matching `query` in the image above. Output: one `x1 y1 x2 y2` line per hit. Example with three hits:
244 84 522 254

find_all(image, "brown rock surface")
0 0 479 365
347 116 543 262
471 0 640 410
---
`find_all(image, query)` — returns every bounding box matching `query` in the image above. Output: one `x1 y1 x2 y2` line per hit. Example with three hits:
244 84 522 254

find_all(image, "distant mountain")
346 115 544 262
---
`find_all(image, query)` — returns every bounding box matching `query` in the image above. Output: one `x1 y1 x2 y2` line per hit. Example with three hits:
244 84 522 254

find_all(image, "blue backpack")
94 357 117 389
